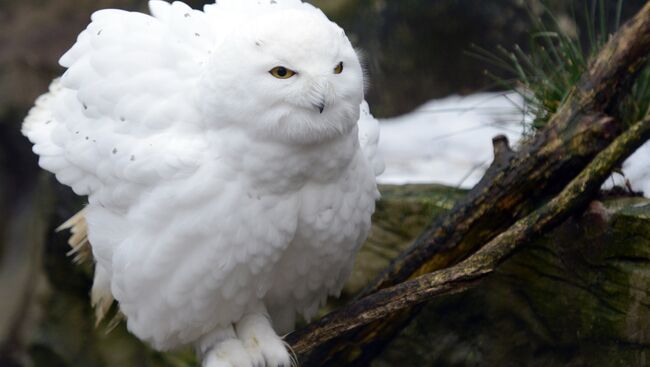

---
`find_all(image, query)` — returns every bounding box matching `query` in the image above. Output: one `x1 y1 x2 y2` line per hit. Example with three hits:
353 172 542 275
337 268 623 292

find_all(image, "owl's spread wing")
22 1 216 209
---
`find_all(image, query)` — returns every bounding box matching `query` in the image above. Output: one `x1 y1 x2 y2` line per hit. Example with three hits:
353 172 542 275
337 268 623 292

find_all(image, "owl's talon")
204 338 253 367
235 310 292 367
246 344 265 367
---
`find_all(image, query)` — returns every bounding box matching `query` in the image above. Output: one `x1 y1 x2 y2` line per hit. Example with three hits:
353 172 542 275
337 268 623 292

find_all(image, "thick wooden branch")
292 4 650 365
288 116 650 355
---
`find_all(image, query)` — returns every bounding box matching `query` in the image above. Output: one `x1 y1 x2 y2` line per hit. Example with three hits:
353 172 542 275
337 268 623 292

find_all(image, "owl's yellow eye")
334 61 344 74
269 66 296 79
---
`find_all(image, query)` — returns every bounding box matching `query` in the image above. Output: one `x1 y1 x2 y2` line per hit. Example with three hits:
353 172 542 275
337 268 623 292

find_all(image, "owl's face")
201 9 364 145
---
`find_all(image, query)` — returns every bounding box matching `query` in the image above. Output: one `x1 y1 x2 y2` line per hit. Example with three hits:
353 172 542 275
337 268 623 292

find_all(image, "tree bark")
291 3 650 365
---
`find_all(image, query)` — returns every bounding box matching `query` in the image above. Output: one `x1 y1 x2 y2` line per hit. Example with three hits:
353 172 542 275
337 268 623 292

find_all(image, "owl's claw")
200 307 292 367
204 340 248 367
235 312 292 367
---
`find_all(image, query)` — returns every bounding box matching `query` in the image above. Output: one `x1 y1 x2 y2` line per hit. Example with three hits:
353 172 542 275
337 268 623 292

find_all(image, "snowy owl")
22 0 383 366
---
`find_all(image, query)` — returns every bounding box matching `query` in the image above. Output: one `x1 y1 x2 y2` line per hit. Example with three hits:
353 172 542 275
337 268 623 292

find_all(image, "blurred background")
1 1 648 366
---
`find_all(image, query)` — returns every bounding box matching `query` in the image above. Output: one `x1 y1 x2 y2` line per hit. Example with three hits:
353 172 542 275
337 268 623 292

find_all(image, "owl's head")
200 8 364 145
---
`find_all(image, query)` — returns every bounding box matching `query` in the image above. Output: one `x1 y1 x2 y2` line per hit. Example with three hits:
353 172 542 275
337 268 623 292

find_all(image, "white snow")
608 144 650 195
377 92 649 196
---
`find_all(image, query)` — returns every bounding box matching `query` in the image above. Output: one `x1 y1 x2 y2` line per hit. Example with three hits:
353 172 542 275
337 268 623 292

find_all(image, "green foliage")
469 0 649 135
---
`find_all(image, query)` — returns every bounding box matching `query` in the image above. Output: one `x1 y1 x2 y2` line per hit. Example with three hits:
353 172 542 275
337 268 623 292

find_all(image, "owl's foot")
199 310 292 367
203 337 253 367
236 312 293 367
199 326 251 367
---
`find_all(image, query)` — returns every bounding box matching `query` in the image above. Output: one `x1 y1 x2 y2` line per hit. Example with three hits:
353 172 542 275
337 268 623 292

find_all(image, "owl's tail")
57 209 122 329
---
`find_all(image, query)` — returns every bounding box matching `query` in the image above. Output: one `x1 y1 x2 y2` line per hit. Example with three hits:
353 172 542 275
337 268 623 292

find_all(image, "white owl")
22 0 383 366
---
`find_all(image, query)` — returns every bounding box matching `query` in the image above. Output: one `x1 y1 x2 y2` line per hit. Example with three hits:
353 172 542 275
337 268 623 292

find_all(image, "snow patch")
377 92 649 196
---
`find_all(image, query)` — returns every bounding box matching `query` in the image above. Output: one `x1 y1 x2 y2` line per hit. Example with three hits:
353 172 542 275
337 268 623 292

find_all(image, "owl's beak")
316 101 325 114
308 77 331 114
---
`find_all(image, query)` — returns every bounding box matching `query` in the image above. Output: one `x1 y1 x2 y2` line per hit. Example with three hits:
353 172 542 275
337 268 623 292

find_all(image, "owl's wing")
358 101 385 177
22 1 215 208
